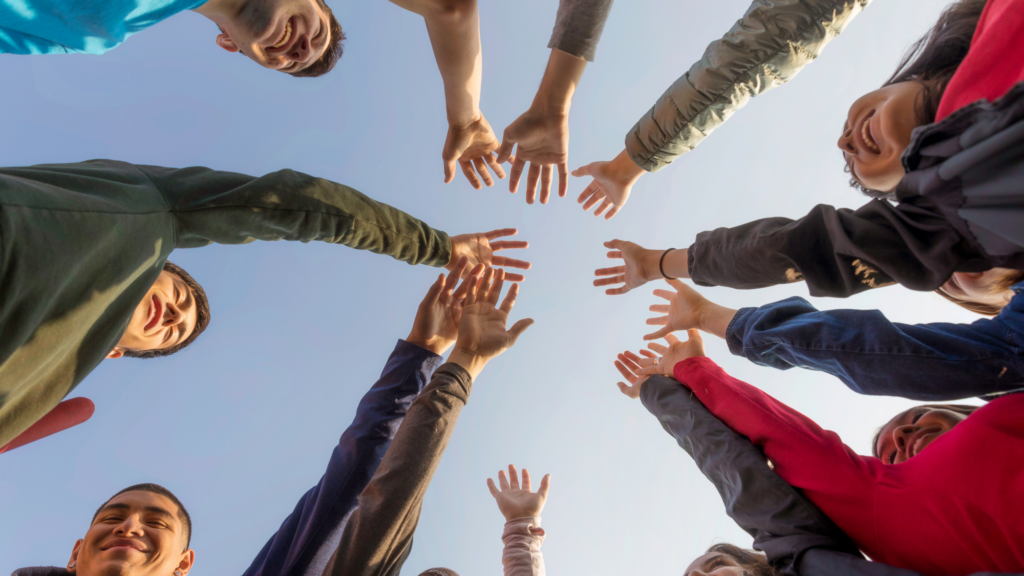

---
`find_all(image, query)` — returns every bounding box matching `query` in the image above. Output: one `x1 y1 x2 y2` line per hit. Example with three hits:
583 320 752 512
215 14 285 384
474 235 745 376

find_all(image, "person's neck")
192 0 245 19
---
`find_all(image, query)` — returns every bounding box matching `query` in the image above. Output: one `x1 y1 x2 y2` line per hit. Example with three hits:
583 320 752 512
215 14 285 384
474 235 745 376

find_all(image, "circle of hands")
487 464 551 521
444 109 641 218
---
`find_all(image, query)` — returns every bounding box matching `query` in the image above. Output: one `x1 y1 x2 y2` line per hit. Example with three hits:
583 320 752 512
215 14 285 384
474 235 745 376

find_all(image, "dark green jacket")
0 160 452 447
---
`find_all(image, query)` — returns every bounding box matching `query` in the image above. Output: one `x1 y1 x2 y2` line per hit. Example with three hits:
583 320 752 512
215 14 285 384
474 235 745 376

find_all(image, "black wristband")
660 248 676 280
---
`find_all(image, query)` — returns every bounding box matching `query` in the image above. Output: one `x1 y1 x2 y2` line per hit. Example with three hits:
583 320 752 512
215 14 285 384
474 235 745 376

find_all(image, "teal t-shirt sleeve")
0 26 69 54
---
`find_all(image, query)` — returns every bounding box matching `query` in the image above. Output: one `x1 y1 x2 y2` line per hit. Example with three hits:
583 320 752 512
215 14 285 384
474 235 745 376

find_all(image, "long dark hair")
703 543 780 576
871 403 980 458
848 0 988 196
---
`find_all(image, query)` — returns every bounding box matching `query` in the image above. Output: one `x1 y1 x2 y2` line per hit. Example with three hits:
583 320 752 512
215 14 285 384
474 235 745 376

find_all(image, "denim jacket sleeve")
639 375 860 576
725 288 1024 401
240 340 442 576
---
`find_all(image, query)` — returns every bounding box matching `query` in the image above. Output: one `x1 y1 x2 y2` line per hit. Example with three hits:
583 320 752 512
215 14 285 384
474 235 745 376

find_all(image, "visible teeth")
862 118 880 153
272 21 292 48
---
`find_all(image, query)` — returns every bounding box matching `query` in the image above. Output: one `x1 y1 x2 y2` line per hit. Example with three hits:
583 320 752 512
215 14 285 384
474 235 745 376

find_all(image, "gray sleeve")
320 363 473 576
799 549 1022 576
626 0 870 172
547 0 614 62
639 375 860 576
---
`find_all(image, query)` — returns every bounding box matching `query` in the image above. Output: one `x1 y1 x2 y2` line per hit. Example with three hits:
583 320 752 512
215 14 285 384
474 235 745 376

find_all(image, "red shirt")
935 0 1024 121
673 357 1024 576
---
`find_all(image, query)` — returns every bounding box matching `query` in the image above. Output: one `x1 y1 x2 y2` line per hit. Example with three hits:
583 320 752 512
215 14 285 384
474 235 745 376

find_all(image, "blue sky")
0 0 979 574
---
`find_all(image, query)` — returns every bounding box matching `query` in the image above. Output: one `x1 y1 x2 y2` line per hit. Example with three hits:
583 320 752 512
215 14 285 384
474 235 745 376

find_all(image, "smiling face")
213 0 331 74
108 270 198 358
70 491 193 576
875 407 970 465
838 81 926 192
683 552 749 576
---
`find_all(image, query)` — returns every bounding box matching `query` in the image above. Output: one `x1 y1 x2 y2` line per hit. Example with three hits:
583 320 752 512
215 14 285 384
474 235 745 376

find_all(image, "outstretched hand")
449 267 534 378
635 330 706 379
644 280 738 341
594 240 660 295
573 150 646 220
614 349 658 399
443 114 506 189
448 228 531 282
487 464 551 521
496 110 569 205
407 257 483 355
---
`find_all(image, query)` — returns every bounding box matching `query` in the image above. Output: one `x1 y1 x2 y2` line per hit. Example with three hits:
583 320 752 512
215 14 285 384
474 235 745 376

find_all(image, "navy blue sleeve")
240 340 443 576
725 288 1024 401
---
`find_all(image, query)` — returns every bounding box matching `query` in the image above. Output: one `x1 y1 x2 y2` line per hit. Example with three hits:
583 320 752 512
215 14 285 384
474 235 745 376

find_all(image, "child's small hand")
486 464 551 521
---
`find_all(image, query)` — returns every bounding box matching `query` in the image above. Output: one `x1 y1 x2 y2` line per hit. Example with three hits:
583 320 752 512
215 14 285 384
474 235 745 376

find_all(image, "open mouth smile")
271 19 292 49
858 110 880 154
144 295 162 332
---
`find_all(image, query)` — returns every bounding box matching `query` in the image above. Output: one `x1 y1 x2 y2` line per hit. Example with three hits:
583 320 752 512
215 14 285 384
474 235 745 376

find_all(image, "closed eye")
911 410 925 424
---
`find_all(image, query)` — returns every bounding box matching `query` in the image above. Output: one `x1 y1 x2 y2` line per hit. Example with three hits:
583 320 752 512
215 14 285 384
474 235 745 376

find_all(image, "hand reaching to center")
448 267 534 378
443 114 506 189
448 228 531 282
487 464 551 521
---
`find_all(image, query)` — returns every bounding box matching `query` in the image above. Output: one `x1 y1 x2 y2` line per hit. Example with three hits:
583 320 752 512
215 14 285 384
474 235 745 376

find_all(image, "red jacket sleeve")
671 357 882 548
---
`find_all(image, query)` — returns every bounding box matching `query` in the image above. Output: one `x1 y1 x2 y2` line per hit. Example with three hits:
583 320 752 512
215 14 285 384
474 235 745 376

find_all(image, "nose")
162 301 184 328
838 123 855 153
114 515 145 537
287 36 313 63
893 424 916 454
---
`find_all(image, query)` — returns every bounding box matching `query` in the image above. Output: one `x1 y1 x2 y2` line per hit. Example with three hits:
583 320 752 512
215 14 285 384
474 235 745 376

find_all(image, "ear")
68 539 84 572
106 348 124 359
215 32 240 53
177 548 196 575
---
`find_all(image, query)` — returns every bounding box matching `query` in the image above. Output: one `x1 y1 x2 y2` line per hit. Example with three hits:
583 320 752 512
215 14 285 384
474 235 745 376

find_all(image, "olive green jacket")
0 160 452 447
626 0 871 172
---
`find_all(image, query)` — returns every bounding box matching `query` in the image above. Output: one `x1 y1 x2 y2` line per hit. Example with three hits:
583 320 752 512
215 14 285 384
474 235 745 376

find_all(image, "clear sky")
0 0 979 574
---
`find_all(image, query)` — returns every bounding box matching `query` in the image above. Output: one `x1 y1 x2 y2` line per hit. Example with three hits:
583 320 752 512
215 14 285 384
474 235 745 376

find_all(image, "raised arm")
136 164 531 278
322 268 533 576
627 0 869 172
726 292 1024 400
638 375 859 576
640 280 1024 401
241 340 443 576
574 0 869 218
496 0 613 204
388 0 505 189
688 199 986 297
487 464 550 576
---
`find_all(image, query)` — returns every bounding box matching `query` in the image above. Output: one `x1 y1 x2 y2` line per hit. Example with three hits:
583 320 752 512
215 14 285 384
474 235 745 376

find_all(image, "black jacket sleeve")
639 375 860 575
688 199 991 297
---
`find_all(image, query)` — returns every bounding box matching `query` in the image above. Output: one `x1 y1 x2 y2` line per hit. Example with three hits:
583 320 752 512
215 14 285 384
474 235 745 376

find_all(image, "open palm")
487 464 551 521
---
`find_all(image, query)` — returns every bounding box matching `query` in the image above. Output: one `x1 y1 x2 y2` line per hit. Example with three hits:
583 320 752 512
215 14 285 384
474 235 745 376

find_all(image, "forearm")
726 298 1024 400
420 0 484 126
501 517 546 576
626 0 869 172
322 363 473 576
689 201 979 296
241 341 440 576
640 375 860 574
143 165 452 266
547 0 614 62
530 49 587 117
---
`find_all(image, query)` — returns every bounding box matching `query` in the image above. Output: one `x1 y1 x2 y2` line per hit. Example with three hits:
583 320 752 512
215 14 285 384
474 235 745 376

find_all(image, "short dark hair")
124 260 211 359
871 404 980 458
419 570 460 576
847 0 987 197
934 269 1024 316
704 543 780 576
92 483 192 549
291 0 345 78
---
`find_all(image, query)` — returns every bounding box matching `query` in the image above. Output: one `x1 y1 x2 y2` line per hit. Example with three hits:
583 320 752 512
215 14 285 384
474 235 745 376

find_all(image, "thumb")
571 163 594 177
496 137 516 164
685 329 703 344
442 135 466 184
666 278 689 292
643 326 673 341
507 318 535 341
538 474 551 498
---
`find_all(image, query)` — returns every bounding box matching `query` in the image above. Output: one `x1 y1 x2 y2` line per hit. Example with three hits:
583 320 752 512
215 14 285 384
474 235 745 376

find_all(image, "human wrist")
406 335 454 356
609 149 647 184
698 303 737 340
661 247 690 280
532 49 586 115
447 107 483 129
642 249 666 281
447 347 488 379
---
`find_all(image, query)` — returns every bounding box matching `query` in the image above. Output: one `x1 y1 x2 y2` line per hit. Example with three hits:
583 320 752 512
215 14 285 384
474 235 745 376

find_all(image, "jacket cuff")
672 356 718 385
725 308 756 357
502 516 546 540
394 339 445 374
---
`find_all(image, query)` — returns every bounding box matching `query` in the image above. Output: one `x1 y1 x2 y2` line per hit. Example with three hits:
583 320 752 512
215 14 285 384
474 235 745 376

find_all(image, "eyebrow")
97 503 176 520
